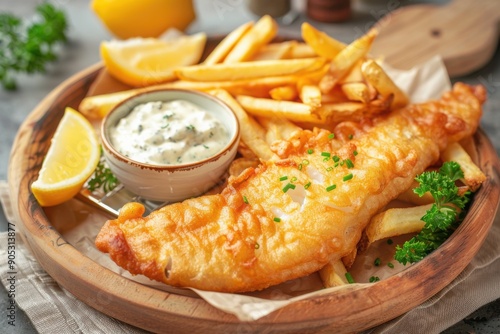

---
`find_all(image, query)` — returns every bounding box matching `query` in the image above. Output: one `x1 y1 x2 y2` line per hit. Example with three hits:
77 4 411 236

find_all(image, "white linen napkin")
1 179 499 333
0 181 149 334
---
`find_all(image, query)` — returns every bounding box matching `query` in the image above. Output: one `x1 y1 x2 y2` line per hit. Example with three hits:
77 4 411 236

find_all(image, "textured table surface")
1 0 499 333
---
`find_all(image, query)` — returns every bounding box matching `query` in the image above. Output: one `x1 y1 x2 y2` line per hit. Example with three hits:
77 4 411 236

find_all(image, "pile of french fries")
79 15 486 287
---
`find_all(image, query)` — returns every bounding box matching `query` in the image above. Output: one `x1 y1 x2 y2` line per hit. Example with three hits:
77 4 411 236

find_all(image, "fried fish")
95 83 486 292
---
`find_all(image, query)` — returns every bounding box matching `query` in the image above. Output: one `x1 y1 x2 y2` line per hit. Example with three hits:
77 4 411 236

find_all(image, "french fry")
223 15 278 63
342 249 357 269
237 140 259 160
338 59 364 84
341 82 370 103
441 142 486 191
317 102 368 123
288 42 317 59
208 89 274 161
202 21 254 65
229 157 260 177
396 180 435 206
368 93 393 114
366 81 378 100
364 204 432 247
319 29 378 93
237 95 325 124
162 76 293 97
175 57 326 82
257 116 301 144
301 22 345 59
459 136 479 164
321 86 351 104
251 41 297 61
361 59 409 109
269 85 298 101
300 84 322 108
319 259 349 288
318 92 392 123
79 90 137 119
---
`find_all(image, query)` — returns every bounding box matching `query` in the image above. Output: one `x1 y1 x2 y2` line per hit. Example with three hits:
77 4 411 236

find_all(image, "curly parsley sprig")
86 148 119 193
394 161 471 265
0 2 68 90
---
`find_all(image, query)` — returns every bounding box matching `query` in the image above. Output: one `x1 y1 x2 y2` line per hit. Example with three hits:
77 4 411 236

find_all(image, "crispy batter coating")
95 83 486 292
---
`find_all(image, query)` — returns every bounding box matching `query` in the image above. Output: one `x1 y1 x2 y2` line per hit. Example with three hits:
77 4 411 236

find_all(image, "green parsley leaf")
86 148 119 193
0 2 68 90
394 161 471 265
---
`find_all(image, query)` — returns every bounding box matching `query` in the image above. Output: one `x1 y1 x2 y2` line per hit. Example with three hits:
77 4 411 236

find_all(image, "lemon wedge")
91 0 196 39
101 33 207 87
31 107 100 207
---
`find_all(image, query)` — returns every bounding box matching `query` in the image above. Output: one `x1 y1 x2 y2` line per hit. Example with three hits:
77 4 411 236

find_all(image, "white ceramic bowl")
101 89 240 202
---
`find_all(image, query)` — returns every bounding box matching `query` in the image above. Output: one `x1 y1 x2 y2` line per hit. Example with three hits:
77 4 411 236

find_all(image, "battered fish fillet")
95 83 486 292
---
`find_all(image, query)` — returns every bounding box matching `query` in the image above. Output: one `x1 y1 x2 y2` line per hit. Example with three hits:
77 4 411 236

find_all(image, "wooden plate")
9 62 500 333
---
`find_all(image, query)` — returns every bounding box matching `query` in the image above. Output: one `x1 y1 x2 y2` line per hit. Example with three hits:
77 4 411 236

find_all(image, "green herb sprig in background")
394 161 470 265
0 2 68 90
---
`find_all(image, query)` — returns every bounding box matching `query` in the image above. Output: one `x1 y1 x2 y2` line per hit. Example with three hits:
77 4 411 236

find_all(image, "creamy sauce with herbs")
110 100 229 165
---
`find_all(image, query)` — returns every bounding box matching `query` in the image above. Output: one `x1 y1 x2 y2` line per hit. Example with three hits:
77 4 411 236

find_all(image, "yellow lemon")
100 32 207 87
91 0 196 39
31 107 100 207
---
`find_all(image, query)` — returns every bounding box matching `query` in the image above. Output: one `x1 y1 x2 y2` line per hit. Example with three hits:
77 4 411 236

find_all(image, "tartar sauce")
110 100 229 165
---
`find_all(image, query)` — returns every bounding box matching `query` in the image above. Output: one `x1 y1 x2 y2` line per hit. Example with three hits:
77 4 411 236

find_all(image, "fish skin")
95 83 486 292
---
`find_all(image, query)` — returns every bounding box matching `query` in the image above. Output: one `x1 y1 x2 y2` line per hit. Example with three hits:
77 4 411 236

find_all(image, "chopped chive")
332 155 340 162
273 217 281 223
290 176 298 183
255 242 260 249
243 196 249 204
282 183 296 193
374 258 381 266
334 162 339 167
326 184 336 192
353 150 358 156
345 272 355 284
298 164 303 170
307 149 314 154
345 159 354 169
343 173 353 181
279 176 288 181
369 276 380 283
321 152 331 157
326 166 333 172
304 181 311 189
348 134 353 139
302 159 310 165
387 262 394 269
328 133 335 139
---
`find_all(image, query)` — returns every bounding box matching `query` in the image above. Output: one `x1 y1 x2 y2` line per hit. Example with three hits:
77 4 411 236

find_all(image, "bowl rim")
100 87 241 171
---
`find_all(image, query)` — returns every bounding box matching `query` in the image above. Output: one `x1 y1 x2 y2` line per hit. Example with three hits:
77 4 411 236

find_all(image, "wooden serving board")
370 0 500 77
7 38 500 333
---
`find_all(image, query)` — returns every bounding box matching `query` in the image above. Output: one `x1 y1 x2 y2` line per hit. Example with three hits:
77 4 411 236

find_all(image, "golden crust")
95 83 486 292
